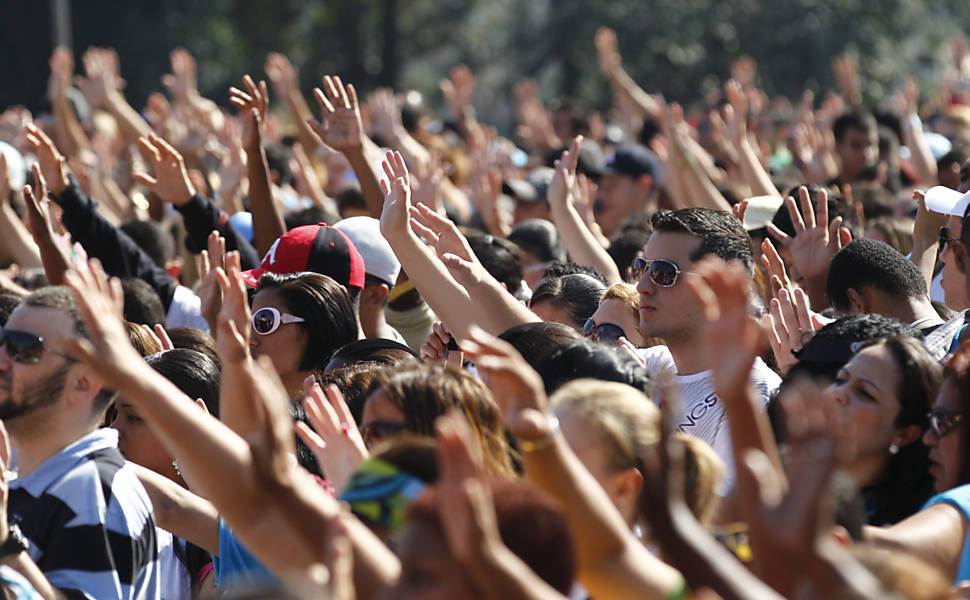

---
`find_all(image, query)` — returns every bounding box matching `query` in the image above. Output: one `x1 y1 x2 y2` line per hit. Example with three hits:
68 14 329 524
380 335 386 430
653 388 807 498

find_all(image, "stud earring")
888 443 899 455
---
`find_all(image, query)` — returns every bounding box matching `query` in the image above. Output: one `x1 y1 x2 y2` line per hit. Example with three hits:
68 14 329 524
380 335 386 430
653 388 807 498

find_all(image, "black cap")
526 167 555 203
502 179 539 203
603 144 662 184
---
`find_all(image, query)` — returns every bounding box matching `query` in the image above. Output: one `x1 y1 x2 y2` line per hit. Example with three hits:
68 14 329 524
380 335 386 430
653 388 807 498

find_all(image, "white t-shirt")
157 528 192 600
639 345 781 491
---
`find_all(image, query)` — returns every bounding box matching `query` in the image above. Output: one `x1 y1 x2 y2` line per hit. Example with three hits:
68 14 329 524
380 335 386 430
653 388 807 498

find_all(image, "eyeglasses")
251 307 306 336
631 257 694 288
927 409 964 438
939 227 960 250
360 420 407 448
0 328 71 364
581 318 627 343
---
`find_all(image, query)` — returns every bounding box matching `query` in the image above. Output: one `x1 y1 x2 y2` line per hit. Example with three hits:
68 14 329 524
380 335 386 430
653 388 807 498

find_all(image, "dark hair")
862 335 940 525
854 183 895 221
541 261 609 286
316 362 384 424
508 220 564 263
827 240 927 313
467 234 523 293
166 327 221 372
833 111 877 144
0 293 21 326
121 279 166 326
336 188 367 215
529 274 607 330
257 272 358 372
120 220 175 267
407 478 576 595
326 338 418 372
365 363 513 476
145 349 221 417
285 205 340 231
650 208 753 272
941 342 970 487
536 339 651 395
608 227 651 280
771 185 857 239
263 142 293 186
498 322 581 372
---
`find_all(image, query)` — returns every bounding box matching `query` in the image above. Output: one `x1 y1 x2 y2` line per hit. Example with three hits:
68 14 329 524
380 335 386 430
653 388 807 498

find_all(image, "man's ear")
637 174 654 191
66 365 104 408
165 258 183 280
846 287 868 314
363 284 389 307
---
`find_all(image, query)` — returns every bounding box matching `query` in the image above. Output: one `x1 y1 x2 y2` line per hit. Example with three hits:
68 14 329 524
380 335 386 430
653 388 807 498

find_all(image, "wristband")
517 414 560 453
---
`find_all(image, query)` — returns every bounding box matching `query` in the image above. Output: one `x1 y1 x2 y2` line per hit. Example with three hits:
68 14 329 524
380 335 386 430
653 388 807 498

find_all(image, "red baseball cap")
240 223 366 289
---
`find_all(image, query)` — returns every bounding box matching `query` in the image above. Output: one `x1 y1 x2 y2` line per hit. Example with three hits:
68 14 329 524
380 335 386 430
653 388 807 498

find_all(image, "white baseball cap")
333 216 401 286
925 186 970 218
741 195 785 231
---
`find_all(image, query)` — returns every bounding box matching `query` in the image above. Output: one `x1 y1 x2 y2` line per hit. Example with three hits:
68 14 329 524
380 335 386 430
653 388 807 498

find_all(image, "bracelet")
517 414 560 453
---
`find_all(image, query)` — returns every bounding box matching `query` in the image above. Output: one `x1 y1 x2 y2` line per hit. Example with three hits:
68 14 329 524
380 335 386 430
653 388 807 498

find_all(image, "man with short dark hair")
636 208 779 489
0 286 159 599
832 111 879 184
827 239 943 335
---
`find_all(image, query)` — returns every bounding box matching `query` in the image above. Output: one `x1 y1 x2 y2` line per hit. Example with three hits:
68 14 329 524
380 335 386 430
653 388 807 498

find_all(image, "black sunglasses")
927 409 964 439
940 227 960 250
631 257 694 288
0 328 72 364
581 319 626 343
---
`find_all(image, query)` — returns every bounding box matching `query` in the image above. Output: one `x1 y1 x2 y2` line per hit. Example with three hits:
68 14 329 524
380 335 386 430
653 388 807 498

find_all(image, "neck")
665 332 710 376
9 412 89 477
878 297 940 326
284 370 314 400
359 308 390 341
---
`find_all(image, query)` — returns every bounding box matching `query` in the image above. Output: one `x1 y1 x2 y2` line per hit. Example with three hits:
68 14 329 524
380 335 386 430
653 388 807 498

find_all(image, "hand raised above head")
308 75 364 153
133 133 197 206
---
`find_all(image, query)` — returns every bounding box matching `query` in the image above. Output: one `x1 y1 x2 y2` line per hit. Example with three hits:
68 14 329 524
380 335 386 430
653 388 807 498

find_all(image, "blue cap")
604 144 663 185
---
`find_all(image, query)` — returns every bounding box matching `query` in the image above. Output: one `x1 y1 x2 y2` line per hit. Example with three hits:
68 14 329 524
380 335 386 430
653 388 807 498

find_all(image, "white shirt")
639 345 781 492
157 529 192 600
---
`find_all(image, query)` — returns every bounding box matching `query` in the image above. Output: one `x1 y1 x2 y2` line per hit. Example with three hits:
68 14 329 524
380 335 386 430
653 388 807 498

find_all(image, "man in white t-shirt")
635 208 780 489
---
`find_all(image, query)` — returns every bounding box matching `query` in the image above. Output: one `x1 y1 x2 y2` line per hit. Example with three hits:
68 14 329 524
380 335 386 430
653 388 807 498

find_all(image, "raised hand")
378 150 412 240
245 355 299 496
134 133 197 205
58 259 143 389
459 327 550 442
264 52 300 98
228 74 269 151
162 48 200 103
684 258 763 396
594 27 622 75
214 251 250 358
308 75 364 153
440 65 477 118
548 136 582 208
25 123 70 195
295 377 368 493
77 47 124 109
765 287 827 375
766 186 850 283
23 164 55 241
197 231 227 331
366 87 403 142
48 47 74 101
420 321 464 368
410 149 444 211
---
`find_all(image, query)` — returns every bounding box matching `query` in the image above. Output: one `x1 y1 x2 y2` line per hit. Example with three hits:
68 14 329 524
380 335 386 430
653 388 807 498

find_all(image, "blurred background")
3 0 970 129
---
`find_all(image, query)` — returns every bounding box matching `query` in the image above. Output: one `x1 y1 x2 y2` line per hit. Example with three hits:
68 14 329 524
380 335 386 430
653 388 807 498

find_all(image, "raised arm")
382 157 537 338
309 76 384 218
131 464 219 555
594 28 662 121
79 47 153 145
0 155 42 270
897 80 938 185
265 52 321 159
229 74 285 255
547 136 622 284
723 80 779 198
48 48 90 159
460 329 684 600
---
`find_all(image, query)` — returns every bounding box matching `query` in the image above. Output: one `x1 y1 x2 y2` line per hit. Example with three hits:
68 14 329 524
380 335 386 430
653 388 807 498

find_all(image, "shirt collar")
10 429 119 497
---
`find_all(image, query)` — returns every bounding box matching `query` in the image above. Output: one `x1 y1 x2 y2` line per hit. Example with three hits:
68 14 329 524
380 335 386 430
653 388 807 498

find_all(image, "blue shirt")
923 484 970 583
212 520 278 591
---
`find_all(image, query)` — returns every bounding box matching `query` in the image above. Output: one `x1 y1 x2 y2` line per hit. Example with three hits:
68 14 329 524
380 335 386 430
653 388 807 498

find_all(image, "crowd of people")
0 24 969 599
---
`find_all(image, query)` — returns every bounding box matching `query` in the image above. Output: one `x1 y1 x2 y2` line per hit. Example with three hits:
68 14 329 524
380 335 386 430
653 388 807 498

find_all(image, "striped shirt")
8 429 160 599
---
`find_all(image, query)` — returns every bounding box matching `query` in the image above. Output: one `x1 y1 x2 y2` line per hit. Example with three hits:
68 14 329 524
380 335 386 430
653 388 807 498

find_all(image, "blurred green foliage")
4 0 970 128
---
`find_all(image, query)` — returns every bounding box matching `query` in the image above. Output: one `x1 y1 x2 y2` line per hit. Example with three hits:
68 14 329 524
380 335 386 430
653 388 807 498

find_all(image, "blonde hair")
550 378 658 473
600 283 664 349
674 433 725 527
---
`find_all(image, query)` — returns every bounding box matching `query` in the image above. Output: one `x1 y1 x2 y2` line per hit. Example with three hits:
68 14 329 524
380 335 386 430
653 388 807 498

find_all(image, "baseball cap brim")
240 267 265 288
925 186 970 217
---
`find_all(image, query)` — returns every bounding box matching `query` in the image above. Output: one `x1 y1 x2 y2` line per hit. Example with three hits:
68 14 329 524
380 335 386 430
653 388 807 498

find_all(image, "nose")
636 272 655 297
922 428 937 448
824 383 848 408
